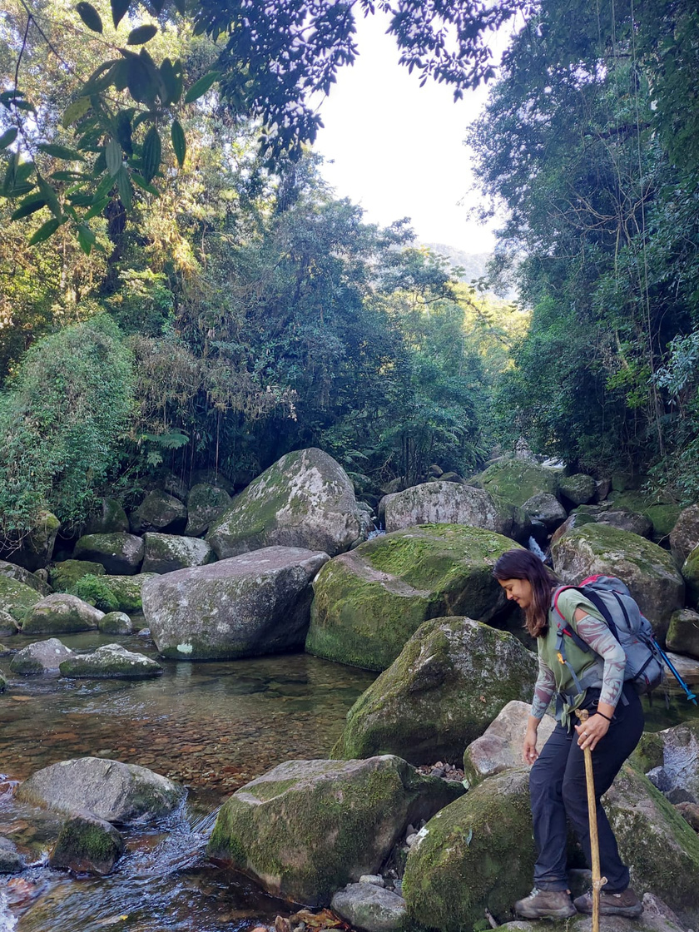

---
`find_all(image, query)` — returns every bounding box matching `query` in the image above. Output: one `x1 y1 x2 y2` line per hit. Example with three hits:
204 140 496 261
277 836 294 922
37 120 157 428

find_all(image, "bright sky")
313 10 500 255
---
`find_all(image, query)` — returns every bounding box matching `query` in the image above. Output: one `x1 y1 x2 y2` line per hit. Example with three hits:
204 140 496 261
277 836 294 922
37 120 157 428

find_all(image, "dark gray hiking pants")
529 683 644 893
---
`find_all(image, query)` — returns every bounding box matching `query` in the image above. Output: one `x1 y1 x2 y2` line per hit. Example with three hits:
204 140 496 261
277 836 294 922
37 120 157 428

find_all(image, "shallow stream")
0 631 375 932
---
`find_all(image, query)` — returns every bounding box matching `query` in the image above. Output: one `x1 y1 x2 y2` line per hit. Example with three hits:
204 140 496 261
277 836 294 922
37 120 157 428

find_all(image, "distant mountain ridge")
422 243 492 283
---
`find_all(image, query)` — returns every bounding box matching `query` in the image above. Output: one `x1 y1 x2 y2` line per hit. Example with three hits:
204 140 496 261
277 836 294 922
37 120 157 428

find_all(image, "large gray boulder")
558 473 597 506
333 618 537 765
84 498 130 535
0 560 52 596
49 811 124 875
306 526 519 672
130 490 188 536
596 510 654 537
185 483 232 537
142 546 329 660
462 700 556 788
207 755 463 906
20 593 103 635
10 637 72 675
670 504 699 567
551 523 685 640
142 532 216 574
59 644 163 679
207 448 367 559
522 492 567 534
16 757 186 824
471 459 559 507
73 533 145 576
0 575 41 622
666 609 699 659
381 482 520 537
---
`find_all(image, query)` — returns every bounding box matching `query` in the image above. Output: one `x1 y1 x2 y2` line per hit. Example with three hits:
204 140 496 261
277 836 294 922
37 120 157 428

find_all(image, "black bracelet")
595 711 613 722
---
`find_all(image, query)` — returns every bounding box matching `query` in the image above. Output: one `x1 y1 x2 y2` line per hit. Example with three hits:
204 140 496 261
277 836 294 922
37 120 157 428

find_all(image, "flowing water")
0 631 376 932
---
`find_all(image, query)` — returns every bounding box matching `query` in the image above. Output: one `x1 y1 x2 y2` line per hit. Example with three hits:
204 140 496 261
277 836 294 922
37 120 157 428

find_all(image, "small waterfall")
527 536 546 561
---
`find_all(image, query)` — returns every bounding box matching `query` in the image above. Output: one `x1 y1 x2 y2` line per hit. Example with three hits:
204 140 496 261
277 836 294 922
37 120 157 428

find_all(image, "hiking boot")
574 887 643 918
515 888 576 919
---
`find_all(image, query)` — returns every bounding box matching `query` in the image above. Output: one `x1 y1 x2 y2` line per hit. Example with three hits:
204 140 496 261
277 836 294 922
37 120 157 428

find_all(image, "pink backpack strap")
552 585 577 621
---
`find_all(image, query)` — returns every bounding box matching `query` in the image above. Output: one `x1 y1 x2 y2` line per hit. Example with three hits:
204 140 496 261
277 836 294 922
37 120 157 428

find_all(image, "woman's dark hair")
492 549 559 638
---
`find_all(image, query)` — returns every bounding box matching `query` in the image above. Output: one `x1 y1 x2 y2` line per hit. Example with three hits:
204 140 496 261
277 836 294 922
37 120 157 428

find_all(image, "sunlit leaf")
106 139 123 176
77 223 96 255
37 175 62 218
62 97 91 127
29 217 61 246
183 71 220 104
127 24 157 45
76 2 103 33
171 119 186 167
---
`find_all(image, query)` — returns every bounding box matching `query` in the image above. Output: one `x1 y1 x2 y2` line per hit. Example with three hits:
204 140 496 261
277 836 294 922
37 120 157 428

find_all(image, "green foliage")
69 574 119 612
0 314 134 539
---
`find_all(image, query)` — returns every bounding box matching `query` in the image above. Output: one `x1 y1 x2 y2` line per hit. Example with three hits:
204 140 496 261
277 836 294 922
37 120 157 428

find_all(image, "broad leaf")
106 139 123 176
62 98 91 127
11 194 47 220
142 125 161 182
0 127 18 150
37 175 62 219
116 166 132 209
76 2 103 33
77 223 96 255
116 110 133 156
127 24 157 45
131 172 160 195
111 0 130 28
29 217 61 246
37 143 86 161
84 195 110 220
171 119 186 167
184 71 220 104
160 58 183 105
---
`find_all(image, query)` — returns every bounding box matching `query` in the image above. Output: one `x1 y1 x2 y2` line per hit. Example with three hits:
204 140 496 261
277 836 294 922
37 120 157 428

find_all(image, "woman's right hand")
523 725 539 765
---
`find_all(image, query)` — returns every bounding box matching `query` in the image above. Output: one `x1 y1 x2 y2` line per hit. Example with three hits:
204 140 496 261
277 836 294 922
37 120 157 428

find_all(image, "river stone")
142 532 216 574
676 801 699 831
402 768 536 932
670 505 699 567
10 637 72 675
207 447 366 559
17 757 186 824
21 593 103 635
50 811 124 875
558 473 597 506
666 609 699 659
0 576 41 622
0 609 18 637
99 611 133 635
604 763 699 925
381 482 518 537
0 560 52 596
331 883 407 932
130 490 188 536
522 492 567 533
5 510 60 571
551 523 684 640
596 510 654 537
683 545 699 608
185 483 232 537
84 498 130 535
663 652 699 698
71 573 157 614
49 559 106 593
306 526 519 672
333 619 537 765
0 837 24 874
143 546 329 660
59 644 163 679
472 459 559 507
207 755 463 907
462 701 557 788
73 533 145 576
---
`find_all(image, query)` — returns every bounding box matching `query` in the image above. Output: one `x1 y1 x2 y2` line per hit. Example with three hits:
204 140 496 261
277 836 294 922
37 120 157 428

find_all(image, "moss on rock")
0 576 41 622
68 574 119 612
608 489 681 541
666 609 699 659
306 526 520 671
50 560 105 593
73 533 145 575
629 732 665 775
558 473 597 506
474 460 559 508
207 755 463 907
71 574 156 613
333 618 537 765
84 498 129 536
49 812 124 875
99 611 133 635
185 483 232 537
59 644 162 679
402 768 536 932
683 546 699 609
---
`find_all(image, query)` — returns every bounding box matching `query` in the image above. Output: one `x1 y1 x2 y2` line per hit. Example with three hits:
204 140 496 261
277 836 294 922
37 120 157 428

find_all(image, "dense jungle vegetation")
0 0 698 542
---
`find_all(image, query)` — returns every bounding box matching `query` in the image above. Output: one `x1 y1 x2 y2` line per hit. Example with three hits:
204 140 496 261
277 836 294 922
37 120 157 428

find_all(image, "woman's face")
498 577 533 609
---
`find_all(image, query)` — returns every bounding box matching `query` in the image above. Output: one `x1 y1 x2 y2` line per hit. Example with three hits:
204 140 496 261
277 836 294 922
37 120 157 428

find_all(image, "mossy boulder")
68 574 119 612
630 731 665 775
59 644 163 679
73 533 145 576
0 575 41 622
551 523 685 640
10 637 72 675
143 546 329 660
130 490 188 535
0 609 18 637
522 492 567 534
72 573 157 614
49 811 124 875
17 757 186 823
463 701 556 788
4 510 60 571
207 447 368 559
558 473 597 506
333 618 537 765
306 526 520 672
472 459 560 507
84 498 129 535
607 489 681 542
185 483 232 537
666 609 699 659
402 768 536 932
0 560 52 596
20 593 103 635
597 510 654 537
49 560 105 593
683 545 699 609
99 611 133 635
207 755 464 907
381 482 521 538
605 763 699 925
670 504 699 568
142 532 216 574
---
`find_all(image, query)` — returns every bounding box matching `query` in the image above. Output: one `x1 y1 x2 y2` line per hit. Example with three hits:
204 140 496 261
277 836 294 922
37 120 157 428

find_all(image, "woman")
492 549 644 920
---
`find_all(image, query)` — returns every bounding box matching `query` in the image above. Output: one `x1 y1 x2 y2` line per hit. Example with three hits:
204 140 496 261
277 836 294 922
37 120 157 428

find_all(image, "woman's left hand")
575 713 610 752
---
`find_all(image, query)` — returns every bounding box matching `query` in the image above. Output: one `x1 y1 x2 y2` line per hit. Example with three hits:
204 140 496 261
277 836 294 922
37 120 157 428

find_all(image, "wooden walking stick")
576 709 607 932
